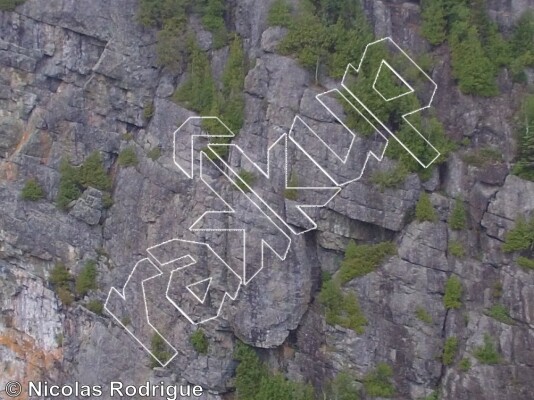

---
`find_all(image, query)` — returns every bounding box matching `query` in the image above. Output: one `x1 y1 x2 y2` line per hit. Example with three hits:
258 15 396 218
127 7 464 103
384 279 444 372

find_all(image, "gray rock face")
69 187 103 225
1 0 534 399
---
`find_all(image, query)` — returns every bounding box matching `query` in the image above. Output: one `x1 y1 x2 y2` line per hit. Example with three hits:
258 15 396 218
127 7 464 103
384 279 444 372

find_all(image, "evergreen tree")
449 198 467 230
449 24 498 97
415 192 437 222
79 151 111 190
513 95 534 180
421 0 447 45
267 0 292 27
174 41 215 114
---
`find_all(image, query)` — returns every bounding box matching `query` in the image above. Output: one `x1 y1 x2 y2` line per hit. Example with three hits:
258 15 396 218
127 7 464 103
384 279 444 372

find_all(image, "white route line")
105 36 441 366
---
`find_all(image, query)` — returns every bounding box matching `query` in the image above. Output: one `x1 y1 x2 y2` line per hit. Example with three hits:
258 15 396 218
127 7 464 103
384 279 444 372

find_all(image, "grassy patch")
267 0 292 28
370 165 409 191
473 334 501 365
485 304 514 325
319 275 367 334
448 240 466 258
75 260 98 297
459 357 471 372
462 146 502 167
444 275 463 310
363 363 395 398
85 300 104 315
415 192 437 223
338 241 396 283
21 178 44 201
149 333 172 368
449 198 467 230
147 147 161 161
442 337 458 366
190 329 209 354
118 147 139 167
0 0 25 11
415 306 432 324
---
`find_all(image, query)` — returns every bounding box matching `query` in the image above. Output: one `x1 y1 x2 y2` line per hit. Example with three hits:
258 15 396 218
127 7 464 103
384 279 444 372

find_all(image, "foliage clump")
442 337 458 365
75 260 98 297
473 334 501 364
0 0 25 11
234 342 314 400
449 198 467 230
56 152 112 210
319 274 367 333
235 170 256 192
85 300 104 315
363 363 395 398
49 263 74 306
415 306 433 324
448 240 466 258
21 178 44 201
268 0 292 28
338 240 396 283
325 371 360 400
118 147 139 167
150 333 172 368
485 304 514 325
415 192 437 222
190 329 209 354
512 95 534 181
443 275 463 309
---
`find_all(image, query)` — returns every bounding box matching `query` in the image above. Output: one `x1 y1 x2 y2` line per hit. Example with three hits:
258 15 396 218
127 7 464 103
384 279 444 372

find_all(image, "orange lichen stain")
0 160 18 182
11 129 32 158
0 330 62 400
39 131 52 165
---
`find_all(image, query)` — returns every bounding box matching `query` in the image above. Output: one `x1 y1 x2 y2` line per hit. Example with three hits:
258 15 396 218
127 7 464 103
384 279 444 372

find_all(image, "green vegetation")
279 0 373 79
442 337 458 366
174 40 215 114
505 217 534 250
512 95 534 180
420 0 447 45
49 263 72 287
85 300 104 315
420 2 534 96
319 276 367 334
174 35 245 151
363 363 395 398
462 146 502 167
235 170 256 192
150 333 172 368
79 151 112 190
443 275 462 310
485 304 514 325
118 147 139 167
415 306 433 324
415 192 437 223
459 357 471 372
0 0 25 11
75 260 98 297
190 329 209 354
56 287 74 306
370 165 409 191
21 178 44 201
449 198 467 230
502 216 534 257
56 152 112 210
326 371 360 400
448 240 466 258
518 256 534 270
49 263 74 306
56 160 82 209
201 0 228 48
268 0 292 28
122 132 134 142
144 102 155 121
473 334 501 365
338 240 396 283
147 147 161 161
234 342 314 400
102 192 114 209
